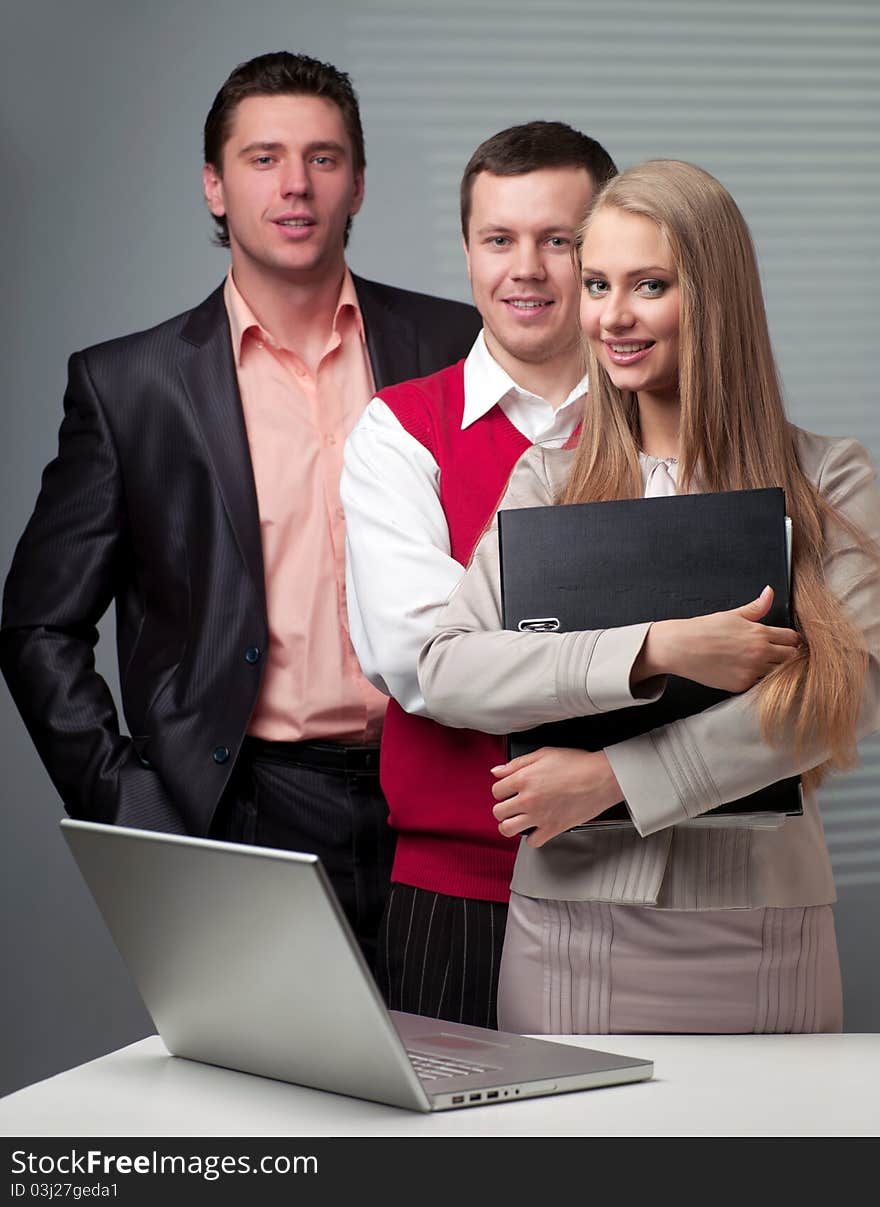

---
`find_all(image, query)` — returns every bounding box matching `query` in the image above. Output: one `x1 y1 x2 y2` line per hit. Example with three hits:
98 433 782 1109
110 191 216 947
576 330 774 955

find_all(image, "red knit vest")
377 361 531 902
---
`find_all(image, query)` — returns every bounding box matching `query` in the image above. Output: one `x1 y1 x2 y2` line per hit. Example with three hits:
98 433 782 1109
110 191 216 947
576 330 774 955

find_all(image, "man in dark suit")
0 51 479 967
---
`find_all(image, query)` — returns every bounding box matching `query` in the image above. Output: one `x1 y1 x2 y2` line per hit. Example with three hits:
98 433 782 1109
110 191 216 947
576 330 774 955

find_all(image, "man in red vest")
342 123 617 1026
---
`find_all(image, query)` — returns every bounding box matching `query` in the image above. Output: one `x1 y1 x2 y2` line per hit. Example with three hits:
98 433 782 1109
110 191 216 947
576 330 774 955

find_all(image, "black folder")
498 487 803 825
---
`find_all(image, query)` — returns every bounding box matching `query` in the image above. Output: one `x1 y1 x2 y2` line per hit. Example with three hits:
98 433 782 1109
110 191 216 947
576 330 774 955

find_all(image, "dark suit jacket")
1 275 481 836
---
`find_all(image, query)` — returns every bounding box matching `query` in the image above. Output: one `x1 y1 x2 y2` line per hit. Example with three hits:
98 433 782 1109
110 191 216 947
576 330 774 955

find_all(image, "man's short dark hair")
460 121 617 240
204 51 366 248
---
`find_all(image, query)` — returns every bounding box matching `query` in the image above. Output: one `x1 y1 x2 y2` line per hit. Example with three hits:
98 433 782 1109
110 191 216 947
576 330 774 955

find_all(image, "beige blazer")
418 428 880 909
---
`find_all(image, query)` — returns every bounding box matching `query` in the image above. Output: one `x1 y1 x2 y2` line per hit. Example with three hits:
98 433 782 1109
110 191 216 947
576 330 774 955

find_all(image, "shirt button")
213 746 230 764
326 434 336 446
245 646 261 664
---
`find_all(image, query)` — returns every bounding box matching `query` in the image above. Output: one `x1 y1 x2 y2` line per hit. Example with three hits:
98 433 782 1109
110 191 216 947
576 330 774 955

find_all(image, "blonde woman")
418 161 880 1035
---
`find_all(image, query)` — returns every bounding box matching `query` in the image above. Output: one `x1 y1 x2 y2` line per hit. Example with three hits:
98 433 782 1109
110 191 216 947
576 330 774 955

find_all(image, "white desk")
1 1034 877 1137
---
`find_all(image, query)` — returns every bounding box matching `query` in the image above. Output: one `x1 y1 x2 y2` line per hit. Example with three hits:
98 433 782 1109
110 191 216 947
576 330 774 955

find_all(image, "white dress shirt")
341 331 587 715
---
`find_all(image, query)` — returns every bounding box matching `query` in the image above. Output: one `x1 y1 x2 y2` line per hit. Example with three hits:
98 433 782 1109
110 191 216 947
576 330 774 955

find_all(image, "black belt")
244 736 381 773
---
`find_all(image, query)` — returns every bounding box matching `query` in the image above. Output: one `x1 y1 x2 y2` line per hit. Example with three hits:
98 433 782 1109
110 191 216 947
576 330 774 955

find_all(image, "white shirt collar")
461 330 588 443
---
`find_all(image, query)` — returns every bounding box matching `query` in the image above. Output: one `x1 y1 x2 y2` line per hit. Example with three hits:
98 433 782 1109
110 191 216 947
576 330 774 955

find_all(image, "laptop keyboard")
407 1049 492 1081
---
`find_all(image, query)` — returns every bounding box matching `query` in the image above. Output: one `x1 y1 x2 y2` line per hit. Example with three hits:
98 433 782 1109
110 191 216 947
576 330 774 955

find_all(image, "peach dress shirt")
224 270 387 743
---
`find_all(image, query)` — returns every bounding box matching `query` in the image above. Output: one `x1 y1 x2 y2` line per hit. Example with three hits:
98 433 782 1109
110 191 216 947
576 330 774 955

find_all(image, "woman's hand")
633 585 802 693
490 747 623 848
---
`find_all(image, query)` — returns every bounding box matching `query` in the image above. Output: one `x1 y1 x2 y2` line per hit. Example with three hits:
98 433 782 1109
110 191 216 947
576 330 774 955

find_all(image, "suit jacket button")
245 646 261 664
213 745 230 764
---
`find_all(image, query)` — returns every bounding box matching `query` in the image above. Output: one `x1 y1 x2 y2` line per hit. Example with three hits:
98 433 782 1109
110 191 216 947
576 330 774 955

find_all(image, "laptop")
61 819 653 1112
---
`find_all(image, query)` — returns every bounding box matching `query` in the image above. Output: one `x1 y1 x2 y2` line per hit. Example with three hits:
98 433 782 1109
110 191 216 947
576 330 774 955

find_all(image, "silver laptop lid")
61 819 431 1111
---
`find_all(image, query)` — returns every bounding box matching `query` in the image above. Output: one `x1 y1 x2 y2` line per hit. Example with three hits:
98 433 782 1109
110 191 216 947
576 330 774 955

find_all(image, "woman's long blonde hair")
562 159 870 786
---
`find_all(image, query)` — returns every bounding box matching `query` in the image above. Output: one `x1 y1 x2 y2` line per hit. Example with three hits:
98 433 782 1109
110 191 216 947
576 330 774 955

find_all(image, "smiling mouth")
275 218 315 227
504 299 553 314
604 340 655 364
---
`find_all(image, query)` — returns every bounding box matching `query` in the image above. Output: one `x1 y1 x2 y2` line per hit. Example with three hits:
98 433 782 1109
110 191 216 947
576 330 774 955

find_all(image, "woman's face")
579 206 680 407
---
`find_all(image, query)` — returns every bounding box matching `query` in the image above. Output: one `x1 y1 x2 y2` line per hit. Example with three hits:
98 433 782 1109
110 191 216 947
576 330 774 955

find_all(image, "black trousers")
376 883 508 1030
209 737 396 973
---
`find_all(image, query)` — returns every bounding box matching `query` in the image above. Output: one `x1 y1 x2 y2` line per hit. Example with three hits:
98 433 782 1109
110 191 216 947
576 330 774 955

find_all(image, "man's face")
464 167 594 376
202 93 364 284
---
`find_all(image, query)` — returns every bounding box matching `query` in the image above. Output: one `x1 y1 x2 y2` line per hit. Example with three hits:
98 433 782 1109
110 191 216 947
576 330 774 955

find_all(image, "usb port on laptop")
486 1091 499 1099
469 1093 482 1102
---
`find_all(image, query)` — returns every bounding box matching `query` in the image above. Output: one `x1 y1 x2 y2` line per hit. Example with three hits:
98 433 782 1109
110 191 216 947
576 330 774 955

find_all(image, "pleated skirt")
498 892 843 1035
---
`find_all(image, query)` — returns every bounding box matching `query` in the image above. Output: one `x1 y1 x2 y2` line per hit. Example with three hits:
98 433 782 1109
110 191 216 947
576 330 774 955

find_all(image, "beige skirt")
498 892 843 1035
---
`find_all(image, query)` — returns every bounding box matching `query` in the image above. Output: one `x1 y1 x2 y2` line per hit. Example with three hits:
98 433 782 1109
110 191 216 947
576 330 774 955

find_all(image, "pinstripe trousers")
376 884 508 1029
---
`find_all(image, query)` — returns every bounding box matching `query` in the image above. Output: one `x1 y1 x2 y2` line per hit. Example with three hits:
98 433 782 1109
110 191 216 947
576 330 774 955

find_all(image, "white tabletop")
2 1033 877 1137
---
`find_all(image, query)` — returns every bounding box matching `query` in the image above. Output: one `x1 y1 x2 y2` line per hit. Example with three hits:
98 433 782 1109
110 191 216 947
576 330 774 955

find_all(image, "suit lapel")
178 287 266 599
354 274 421 390
175 274 421 594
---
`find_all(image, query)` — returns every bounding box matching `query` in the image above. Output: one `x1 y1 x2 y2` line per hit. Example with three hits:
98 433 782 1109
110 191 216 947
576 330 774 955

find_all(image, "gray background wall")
2 0 878 1098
